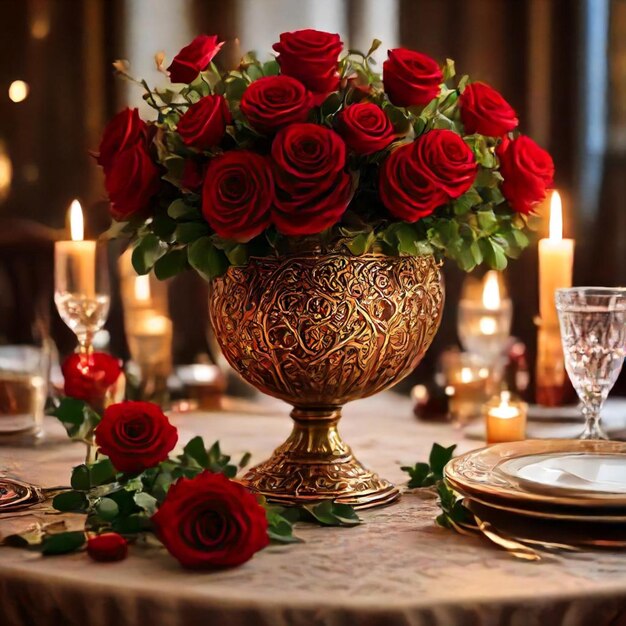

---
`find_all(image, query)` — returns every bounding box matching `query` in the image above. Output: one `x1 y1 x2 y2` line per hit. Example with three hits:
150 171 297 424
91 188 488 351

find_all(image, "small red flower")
497 135 554 214
167 34 223 84
152 471 269 569
240 75 313 134
336 102 396 155
62 352 122 406
177 95 231 150
202 150 274 242
87 533 128 563
460 82 518 137
272 29 343 102
95 402 178 473
383 49 443 107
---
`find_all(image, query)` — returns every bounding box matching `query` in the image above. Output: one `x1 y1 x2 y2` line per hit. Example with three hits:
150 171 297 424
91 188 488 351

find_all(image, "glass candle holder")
54 202 110 356
484 390 528 444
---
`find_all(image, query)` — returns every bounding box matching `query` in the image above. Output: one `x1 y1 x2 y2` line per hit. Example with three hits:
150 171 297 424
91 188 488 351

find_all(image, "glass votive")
484 390 528 444
0 346 48 440
176 364 226 410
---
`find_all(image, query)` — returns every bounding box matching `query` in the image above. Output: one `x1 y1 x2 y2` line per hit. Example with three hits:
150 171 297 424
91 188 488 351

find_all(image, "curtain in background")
0 0 623 388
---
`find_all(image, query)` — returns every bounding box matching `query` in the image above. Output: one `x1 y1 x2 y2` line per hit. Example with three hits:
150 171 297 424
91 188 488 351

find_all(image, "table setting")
0 23 625 626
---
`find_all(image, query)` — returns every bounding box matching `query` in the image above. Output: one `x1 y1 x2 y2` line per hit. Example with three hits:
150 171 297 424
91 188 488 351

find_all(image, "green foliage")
40 531 86 556
49 398 101 442
401 443 456 488
435 482 473 529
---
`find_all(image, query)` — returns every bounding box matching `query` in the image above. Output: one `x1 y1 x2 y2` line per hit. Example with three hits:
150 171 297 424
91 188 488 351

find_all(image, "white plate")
498 453 626 495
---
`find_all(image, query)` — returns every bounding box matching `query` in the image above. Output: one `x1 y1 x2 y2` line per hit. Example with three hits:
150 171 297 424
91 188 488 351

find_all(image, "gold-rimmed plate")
444 439 626 509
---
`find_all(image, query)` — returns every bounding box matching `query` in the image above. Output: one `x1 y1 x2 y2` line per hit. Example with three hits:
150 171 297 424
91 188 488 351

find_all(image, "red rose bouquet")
99 30 553 277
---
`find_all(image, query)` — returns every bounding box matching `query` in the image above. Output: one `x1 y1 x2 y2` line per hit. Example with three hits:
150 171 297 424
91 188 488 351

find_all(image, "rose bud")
167 34 223 84
62 352 122 407
95 401 178 473
87 533 128 563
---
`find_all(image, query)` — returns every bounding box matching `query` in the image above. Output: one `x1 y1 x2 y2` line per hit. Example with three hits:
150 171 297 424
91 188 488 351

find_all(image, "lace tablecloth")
1 392 626 626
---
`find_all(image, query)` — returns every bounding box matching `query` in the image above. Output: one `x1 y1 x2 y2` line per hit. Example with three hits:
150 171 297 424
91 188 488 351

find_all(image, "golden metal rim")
445 439 626 509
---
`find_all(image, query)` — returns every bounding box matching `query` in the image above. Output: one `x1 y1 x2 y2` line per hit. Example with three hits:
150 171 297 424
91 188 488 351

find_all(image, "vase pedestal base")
242 407 400 509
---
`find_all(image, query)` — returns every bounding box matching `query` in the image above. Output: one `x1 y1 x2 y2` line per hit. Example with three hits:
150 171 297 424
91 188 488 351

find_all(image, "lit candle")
538 191 574 327
54 200 96 298
536 190 575 405
485 390 527 443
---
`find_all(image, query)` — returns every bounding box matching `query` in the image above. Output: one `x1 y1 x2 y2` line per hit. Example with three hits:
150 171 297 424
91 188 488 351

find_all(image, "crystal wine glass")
556 287 626 439
54 240 110 357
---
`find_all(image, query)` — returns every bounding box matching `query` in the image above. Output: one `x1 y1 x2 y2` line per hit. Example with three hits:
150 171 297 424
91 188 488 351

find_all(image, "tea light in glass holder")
484 390 527 444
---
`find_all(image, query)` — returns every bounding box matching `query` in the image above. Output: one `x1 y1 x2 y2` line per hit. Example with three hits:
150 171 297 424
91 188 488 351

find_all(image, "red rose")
95 401 178 473
497 135 554 214
460 82 518 137
240 75 313 134
96 108 147 173
202 151 274 242
167 34 223 84
271 123 353 235
177 95 231 150
379 143 446 221
379 131 477 221
383 49 442 107
152 471 269 569
87 533 128 563
104 142 161 221
62 352 122 406
272 29 342 102
336 103 396 155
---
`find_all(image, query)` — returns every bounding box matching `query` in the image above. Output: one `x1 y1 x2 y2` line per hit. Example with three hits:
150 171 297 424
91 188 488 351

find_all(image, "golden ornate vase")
209 252 444 508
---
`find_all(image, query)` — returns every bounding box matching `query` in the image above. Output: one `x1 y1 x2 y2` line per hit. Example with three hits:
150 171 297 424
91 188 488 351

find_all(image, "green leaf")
182 436 210 469
132 234 166 275
49 397 101 441
174 221 210 244
154 248 188 279
264 505 302 544
133 492 158 516
480 238 508 270
89 459 116 487
429 443 457 479
344 232 375 256
151 213 177 241
477 209 498 233
95 497 119 521
52 490 89 513
442 58 456 81
224 244 249 266
238 452 252 469
262 60 280 76
400 462 433 488
167 199 200 220
302 501 361 527
225 76 248 100
70 465 90 491
187 237 229 281
452 188 483 216
40 531 85 556
320 92 342 119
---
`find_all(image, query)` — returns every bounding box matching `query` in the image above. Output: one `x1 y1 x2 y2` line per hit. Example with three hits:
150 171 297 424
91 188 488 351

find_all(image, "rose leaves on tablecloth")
401 443 457 488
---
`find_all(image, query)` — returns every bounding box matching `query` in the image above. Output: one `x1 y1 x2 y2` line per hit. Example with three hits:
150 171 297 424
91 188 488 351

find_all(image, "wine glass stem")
77 330 94 361
581 401 608 440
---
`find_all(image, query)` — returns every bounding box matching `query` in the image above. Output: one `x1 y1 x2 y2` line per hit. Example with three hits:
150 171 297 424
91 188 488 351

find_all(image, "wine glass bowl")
556 287 626 439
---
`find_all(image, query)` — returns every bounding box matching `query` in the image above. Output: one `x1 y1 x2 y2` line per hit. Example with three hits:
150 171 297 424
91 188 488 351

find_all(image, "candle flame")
69 199 84 241
549 190 562 241
134 275 151 302
500 390 511 406
460 367 473 383
482 270 501 310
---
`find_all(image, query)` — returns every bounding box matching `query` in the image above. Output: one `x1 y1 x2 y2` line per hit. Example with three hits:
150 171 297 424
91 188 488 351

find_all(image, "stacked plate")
444 440 626 548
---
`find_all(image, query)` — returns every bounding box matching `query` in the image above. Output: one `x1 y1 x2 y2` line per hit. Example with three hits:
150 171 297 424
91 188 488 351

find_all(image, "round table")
1 392 626 626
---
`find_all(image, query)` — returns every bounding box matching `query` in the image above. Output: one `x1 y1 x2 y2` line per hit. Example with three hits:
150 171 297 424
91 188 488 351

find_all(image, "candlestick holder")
54 240 110 357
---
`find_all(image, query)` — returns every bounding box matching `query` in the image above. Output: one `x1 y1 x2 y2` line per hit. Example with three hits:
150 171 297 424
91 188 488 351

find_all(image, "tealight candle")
485 391 528 444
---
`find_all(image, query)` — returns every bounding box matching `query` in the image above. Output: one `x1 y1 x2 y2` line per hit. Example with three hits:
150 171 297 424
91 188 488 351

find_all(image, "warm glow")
548 190 563 241
69 200 84 241
0 148 11 202
460 367 474 384
8 80 29 103
479 316 497 335
490 390 520 419
482 271 501 310
134 275 151 302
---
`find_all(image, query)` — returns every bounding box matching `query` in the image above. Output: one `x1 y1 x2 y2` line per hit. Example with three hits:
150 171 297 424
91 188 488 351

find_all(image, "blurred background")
0 0 624 396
